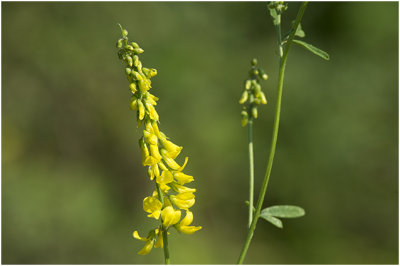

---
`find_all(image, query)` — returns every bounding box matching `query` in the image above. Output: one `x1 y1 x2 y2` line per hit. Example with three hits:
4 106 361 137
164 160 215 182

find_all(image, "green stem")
162 228 170 264
237 2 308 264
248 118 254 228
155 183 170 264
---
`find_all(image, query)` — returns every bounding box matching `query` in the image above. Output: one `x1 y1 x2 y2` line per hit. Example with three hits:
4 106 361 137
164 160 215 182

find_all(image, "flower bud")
241 110 248 127
131 42 139 49
126 55 133 67
251 106 258 118
129 83 137 93
130 98 138 110
245 80 252 90
259 91 267 104
134 48 144 54
239 90 248 104
137 100 145 120
125 67 132 75
251 58 258 66
116 38 123 48
122 29 128 38
262 73 268 80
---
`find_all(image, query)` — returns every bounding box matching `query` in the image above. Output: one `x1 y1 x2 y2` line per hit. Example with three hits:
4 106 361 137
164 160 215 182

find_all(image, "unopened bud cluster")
267 1 288 13
116 24 201 256
239 58 268 126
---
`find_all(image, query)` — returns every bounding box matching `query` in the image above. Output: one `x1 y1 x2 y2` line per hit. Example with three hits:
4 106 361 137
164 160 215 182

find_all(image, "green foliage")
261 215 283 228
260 205 305 229
293 39 330 60
261 205 305 218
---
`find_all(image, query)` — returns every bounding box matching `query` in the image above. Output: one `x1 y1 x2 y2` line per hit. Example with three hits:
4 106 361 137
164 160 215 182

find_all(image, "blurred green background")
2 2 398 264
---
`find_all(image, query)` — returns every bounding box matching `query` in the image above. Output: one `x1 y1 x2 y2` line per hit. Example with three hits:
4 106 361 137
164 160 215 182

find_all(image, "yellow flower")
156 169 174 185
161 149 188 171
133 230 154 255
176 211 202 235
143 196 162 219
160 137 182 159
172 183 196 193
149 144 162 162
161 206 181 228
143 129 158 145
173 171 194 185
171 192 195 209
154 229 164 248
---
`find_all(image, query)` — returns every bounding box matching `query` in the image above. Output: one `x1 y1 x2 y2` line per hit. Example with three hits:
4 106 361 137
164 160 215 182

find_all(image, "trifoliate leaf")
260 214 283 228
261 205 305 218
293 40 330 60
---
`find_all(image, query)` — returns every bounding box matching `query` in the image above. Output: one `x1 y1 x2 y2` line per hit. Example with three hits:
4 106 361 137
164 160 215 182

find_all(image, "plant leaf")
268 7 279 26
293 40 330 60
295 23 305 38
261 205 305 218
260 214 283 228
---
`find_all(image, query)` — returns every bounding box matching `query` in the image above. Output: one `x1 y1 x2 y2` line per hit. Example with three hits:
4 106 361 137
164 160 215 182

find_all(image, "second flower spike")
239 58 269 126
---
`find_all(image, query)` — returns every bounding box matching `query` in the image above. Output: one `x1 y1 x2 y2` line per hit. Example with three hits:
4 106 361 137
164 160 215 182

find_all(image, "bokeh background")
2 2 398 264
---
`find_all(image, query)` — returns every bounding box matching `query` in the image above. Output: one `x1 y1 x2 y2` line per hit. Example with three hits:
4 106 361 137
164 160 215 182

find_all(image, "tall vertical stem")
248 118 255 227
237 3 308 264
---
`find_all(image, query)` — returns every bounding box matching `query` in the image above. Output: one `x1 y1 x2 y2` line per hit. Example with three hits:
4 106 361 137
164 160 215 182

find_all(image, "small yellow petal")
143 196 162 219
137 240 154 255
177 225 202 235
161 206 181 228
173 172 194 185
133 230 148 242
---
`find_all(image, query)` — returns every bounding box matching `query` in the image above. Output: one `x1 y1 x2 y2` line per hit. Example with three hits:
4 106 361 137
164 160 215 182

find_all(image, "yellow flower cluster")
239 58 268 126
116 24 201 256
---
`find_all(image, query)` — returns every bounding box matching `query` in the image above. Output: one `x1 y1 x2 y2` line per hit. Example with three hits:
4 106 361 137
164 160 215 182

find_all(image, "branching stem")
237 2 308 264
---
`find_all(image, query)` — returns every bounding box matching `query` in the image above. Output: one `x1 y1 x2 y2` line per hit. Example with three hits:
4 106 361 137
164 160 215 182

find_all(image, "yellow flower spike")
137 100 145 120
156 170 174 185
171 192 195 209
161 206 181 228
143 130 158 145
160 138 183 159
176 211 202 235
173 171 194 185
149 144 162 162
143 196 162 219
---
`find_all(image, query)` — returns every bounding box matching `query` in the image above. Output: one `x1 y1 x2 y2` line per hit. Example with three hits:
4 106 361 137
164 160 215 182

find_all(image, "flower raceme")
116 24 201 256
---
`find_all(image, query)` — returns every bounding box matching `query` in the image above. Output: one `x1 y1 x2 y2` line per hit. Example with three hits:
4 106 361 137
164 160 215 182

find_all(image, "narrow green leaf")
261 205 305 218
260 214 283 228
293 39 330 60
